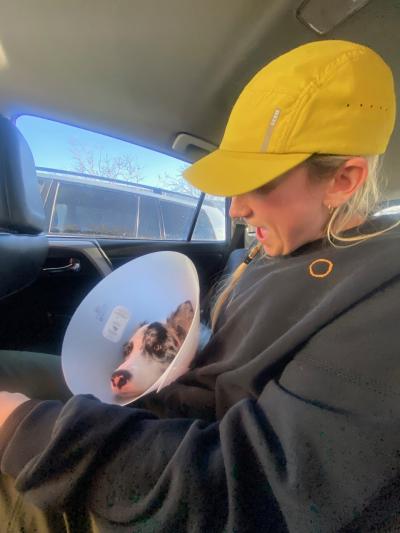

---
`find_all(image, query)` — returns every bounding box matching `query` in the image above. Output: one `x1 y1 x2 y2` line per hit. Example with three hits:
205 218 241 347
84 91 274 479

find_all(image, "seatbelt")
227 220 246 254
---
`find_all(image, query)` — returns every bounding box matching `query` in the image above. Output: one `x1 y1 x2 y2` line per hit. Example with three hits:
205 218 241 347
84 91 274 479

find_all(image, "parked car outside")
37 170 226 241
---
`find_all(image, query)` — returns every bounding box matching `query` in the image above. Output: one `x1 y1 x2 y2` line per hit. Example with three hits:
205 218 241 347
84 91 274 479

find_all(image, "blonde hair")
210 154 400 330
210 243 263 330
306 154 399 246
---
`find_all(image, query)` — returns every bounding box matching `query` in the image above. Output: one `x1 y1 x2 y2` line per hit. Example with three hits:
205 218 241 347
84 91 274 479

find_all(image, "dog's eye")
122 341 133 358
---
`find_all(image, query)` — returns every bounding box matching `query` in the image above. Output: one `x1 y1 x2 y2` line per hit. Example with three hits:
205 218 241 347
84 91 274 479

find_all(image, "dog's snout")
111 369 132 390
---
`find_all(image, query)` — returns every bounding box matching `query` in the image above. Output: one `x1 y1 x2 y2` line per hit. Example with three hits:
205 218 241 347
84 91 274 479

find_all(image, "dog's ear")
167 300 194 342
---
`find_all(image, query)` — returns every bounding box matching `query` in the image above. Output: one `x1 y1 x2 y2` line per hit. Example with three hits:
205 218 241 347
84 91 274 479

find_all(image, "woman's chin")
260 242 281 257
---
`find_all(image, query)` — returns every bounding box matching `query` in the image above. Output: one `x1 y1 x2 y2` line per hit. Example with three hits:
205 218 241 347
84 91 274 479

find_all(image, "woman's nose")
229 195 252 219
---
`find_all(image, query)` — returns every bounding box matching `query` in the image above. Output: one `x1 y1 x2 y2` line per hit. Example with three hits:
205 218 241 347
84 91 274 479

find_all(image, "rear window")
138 196 161 239
51 182 139 238
160 201 193 240
17 116 226 241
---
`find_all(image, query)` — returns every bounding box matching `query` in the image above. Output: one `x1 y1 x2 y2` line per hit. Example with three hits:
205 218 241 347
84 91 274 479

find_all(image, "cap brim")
183 149 312 196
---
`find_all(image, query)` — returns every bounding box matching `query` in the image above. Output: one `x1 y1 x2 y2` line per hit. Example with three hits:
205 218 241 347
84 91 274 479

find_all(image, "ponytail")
210 243 262 330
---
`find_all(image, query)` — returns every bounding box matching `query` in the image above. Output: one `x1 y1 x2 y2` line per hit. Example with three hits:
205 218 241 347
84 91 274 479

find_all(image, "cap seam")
280 48 367 150
255 49 367 96
312 48 367 89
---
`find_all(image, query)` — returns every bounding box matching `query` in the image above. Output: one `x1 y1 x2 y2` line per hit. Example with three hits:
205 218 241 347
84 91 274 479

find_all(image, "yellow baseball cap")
183 40 396 197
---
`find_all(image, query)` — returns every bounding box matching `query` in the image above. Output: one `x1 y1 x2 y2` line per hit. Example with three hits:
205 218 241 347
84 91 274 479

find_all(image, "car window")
17 116 226 241
193 200 226 241
160 200 192 240
138 196 161 239
192 209 217 241
51 181 139 238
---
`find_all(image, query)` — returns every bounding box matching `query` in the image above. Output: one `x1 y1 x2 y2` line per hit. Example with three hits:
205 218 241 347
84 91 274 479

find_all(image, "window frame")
16 114 229 243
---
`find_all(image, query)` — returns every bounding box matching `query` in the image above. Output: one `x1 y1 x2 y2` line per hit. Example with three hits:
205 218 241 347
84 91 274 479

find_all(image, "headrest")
0 115 45 234
0 116 48 300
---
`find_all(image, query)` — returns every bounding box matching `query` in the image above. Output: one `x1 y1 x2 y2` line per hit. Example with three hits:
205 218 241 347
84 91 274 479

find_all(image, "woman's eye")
255 181 277 195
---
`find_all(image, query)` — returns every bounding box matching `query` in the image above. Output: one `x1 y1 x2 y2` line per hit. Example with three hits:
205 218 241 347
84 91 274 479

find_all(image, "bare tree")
69 138 144 183
69 138 199 195
157 169 199 197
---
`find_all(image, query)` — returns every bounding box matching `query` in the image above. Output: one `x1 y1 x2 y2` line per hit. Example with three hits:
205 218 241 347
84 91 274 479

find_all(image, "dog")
110 300 194 399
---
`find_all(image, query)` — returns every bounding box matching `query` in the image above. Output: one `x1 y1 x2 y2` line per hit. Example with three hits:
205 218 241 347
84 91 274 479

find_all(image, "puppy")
111 300 194 399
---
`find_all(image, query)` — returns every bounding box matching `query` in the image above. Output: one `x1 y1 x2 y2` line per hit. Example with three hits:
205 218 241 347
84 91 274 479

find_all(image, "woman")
1 40 400 532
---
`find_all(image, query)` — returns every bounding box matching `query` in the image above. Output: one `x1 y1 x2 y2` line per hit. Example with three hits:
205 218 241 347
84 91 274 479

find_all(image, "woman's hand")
0 391 30 428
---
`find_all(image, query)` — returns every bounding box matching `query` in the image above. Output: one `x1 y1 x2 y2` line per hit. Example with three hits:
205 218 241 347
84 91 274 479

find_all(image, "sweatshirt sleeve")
1 374 399 532
1 280 400 532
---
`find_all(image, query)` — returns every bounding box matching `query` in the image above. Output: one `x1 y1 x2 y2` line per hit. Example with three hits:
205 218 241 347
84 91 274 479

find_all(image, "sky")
16 115 190 189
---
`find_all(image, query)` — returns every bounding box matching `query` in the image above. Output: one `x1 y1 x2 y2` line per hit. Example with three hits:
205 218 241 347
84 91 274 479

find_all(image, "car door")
0 116 233 355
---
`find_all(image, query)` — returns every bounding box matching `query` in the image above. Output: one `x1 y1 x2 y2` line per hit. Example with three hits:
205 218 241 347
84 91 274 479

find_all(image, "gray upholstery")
0 116 48 300
223 248 248 275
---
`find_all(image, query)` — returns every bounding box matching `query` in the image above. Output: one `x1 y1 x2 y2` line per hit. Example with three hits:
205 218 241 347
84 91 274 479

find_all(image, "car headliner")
0 0 398 197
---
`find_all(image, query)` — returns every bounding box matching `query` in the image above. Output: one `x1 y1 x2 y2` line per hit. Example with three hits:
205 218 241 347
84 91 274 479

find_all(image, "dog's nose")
111 369 132 390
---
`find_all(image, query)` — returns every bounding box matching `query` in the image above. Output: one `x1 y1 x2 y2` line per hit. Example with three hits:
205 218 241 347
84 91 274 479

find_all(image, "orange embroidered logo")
308 258 334 279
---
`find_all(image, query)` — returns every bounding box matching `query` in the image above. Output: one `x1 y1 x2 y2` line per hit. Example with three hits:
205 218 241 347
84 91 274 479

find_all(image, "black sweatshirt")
2 217 400 532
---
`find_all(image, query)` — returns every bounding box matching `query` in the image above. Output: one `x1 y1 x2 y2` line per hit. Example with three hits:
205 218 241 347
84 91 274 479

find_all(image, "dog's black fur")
123 321 178 364
122 300 194 365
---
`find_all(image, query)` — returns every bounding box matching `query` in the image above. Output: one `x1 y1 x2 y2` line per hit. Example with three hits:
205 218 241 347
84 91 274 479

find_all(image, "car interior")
0 0 399 358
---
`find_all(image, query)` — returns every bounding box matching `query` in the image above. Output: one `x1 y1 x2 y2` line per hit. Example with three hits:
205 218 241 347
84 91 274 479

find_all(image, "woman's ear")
323 157 369 209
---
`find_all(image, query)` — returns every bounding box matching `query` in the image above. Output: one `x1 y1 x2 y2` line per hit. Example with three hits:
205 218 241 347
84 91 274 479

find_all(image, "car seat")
0 117 71 400
0 115 48 300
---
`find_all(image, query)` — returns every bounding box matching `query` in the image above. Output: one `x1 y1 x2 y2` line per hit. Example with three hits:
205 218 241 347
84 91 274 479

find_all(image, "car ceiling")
0 0 399 197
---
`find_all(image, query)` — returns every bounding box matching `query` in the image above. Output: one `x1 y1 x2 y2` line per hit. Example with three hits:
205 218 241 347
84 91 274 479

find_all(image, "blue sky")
17 115 190 189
